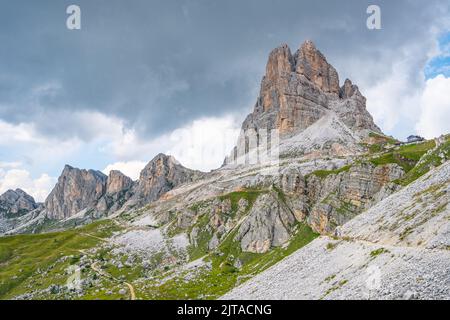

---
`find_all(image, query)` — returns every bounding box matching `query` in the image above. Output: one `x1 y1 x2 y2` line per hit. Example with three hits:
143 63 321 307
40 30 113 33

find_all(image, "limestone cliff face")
96 170 135 213
235 192 296 253
44 165 108 219
128 154 203 207
295 40 340 94
0 189 38 217
225 40 381 164
106 170 133 195
280 162 405 234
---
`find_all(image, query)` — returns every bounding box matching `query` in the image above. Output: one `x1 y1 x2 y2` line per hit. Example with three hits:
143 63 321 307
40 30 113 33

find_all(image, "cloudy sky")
0 0 449 201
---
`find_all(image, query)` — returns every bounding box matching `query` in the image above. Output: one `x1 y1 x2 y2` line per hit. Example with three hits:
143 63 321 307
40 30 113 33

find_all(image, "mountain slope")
222 161 450 300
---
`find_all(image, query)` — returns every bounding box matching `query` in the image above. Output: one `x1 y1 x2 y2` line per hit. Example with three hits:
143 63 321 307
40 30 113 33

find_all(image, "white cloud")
103 115 241 172
103 161 146 180
0 120 41 144
166 116 241 171
335 33 443 140
364 60 423 133
0 161 22 169
0 168 56 202
416 75 450 138
0 119 83 164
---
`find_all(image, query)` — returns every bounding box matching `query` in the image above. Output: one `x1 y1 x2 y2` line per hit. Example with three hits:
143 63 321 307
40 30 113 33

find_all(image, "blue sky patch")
425 32 450 79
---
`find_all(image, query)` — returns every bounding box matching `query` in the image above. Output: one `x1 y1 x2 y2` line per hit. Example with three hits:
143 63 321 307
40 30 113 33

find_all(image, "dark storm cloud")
0 0 448 140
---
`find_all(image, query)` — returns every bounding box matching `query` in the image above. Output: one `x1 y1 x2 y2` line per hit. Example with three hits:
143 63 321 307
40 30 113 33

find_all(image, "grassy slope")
395 137 450 185
310 165 351 179
369 140 436 172
310 136 449 187
0 220 121 299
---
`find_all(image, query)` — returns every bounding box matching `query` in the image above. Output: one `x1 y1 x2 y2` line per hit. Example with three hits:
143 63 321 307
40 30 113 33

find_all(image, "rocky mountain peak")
339 78 360 99
294 40 340 94
106 170 133 195
0 188 37 217
44 165 108 219
263 41 340 94
224 40 381 165
22 154 203 221
130 153 203 206
265 43 295 82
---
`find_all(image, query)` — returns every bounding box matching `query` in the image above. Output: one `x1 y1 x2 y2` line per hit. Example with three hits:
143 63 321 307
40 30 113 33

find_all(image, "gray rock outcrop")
128 153 203 207
0 189 38 217
290 163 404 234
106 170 133 195
96 170 135 213
235 192 296 253
278 162 405 234
44 165 108 219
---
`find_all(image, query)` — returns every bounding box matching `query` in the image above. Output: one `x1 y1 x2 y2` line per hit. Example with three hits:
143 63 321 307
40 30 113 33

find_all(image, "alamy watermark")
225 128 280 170
364 264 382 299
367 5 382 30
66 5 81 30
65 5 381 32
66 264 82 291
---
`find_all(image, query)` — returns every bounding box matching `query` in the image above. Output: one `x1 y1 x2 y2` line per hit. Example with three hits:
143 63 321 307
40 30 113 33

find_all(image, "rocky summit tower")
224 40 381 165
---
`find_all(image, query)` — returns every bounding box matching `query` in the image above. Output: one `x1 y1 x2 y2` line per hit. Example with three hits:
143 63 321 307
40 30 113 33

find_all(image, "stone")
403 290 418 300
235 192 296 253
306 162 405 234
208 233 220 250
177 209 196 229
128 154 203 207
0 189 38 217
234 259 243 269
44 165 107 219
106 170 133 195
294 40 340 94
237 198 249 212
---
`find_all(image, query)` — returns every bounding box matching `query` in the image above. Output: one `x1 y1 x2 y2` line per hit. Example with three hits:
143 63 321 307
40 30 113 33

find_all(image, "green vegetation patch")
310 165 351 179
365 132 399 154
369 132 399 145
326 242 338 251
0 220 121 299
370 247 389 258
370 140 436 173
395 137 450 186
321 278 348 299
218 189 264 214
